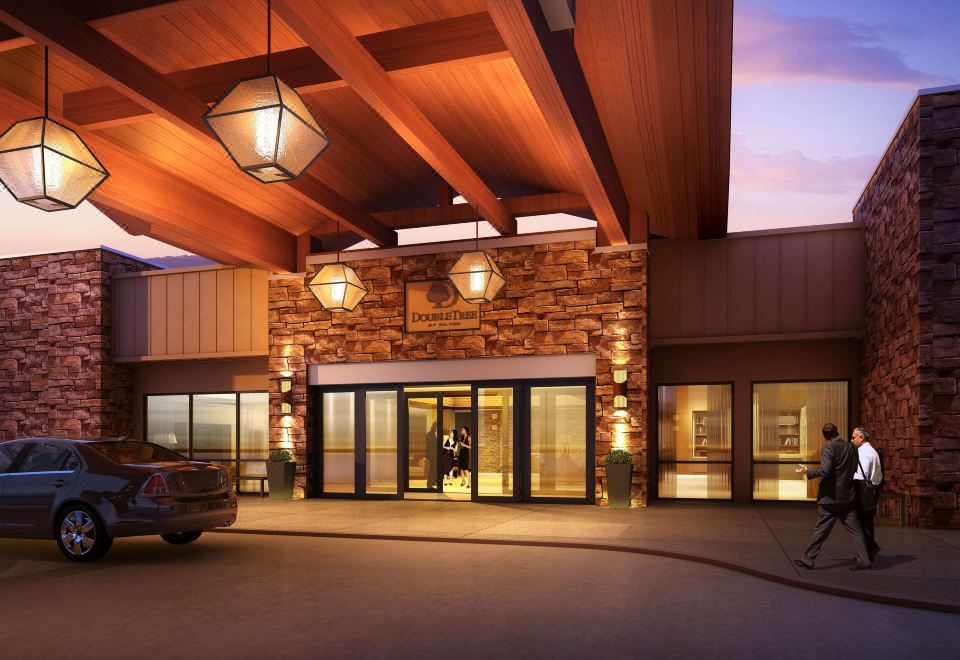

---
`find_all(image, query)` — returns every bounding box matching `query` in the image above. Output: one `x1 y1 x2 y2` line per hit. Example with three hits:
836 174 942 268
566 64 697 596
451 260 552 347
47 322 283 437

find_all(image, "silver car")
0 437 238 561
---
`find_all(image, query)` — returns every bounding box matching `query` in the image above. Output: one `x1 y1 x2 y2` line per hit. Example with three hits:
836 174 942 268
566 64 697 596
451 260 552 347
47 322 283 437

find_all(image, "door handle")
53 479 69 488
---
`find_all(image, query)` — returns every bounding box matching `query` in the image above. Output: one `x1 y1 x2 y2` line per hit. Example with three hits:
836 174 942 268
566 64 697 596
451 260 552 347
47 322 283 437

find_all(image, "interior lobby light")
447 206 505 304
0 47 108 211
307 221 368 312
203 0 329 183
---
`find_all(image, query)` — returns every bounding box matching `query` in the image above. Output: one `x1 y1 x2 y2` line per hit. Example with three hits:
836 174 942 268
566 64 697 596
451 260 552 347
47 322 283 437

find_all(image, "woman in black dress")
458 426 472 488
442 429 457 487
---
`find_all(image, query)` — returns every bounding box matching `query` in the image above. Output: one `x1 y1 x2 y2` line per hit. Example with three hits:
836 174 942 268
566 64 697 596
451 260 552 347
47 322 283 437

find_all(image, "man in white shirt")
852 427 883 561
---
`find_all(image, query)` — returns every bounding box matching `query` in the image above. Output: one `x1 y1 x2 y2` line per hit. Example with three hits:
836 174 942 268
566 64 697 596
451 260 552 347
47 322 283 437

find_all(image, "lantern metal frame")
202 0 330 184
447 206 505 304
0 47 109 212
306 222 368 312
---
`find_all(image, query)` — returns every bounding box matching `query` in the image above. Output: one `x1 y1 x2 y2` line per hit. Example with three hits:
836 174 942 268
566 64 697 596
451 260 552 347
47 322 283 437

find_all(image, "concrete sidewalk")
218 498 960 611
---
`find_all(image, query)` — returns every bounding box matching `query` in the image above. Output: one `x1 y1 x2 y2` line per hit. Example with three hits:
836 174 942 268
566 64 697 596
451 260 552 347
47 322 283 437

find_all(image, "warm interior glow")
469 263 486 293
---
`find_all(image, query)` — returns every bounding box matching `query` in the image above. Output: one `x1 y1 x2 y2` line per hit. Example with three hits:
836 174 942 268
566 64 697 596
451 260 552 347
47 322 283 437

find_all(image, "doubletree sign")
404 279 481 333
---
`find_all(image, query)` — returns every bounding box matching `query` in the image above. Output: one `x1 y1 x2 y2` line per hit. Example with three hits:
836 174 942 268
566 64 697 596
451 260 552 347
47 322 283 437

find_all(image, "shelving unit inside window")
778 410 802 457
692 411 709 458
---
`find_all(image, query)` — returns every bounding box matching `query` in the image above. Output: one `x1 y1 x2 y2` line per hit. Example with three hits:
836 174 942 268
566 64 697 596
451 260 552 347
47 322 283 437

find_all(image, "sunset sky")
0 1 958 258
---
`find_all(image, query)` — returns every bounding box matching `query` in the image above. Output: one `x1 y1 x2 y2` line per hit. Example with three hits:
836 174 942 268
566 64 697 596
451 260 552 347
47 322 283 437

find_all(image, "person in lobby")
442 428 458 487
852 426 883 561
426 422 439 489
458 426 472 489
794 423 872 571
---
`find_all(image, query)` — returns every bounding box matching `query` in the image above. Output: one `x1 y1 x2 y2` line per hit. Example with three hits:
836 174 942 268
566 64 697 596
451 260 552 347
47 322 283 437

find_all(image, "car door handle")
53 479 69 488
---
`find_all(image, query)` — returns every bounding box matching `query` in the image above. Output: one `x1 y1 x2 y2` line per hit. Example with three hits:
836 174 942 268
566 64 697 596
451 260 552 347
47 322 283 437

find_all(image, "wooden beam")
0 1 397 247
0 1 215 53
485 0 632 245
273 0 517 237
63 12 507 129
375 192 589 229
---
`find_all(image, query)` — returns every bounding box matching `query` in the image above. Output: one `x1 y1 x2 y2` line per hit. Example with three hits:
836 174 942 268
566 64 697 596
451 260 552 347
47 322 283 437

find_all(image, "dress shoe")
793 559 814 570
849 564 870 571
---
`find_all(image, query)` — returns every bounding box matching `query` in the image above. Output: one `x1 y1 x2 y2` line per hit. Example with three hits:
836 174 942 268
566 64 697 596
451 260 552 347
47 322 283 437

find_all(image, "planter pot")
266 461 296 500
606 462 632 509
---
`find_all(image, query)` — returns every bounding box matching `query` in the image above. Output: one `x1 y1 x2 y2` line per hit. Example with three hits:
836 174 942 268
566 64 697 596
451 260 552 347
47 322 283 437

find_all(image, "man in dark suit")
794 423 872 571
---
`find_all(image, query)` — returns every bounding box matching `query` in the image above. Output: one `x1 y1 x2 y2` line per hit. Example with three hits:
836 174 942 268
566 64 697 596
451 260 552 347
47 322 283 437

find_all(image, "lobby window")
657 384 732 499
752 381 849 501
145 391 268 492
529 385 588 499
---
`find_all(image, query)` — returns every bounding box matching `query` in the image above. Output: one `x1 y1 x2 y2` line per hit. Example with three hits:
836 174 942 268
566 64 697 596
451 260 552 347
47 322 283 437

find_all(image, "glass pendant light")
447 208 505 304
307 221 368 312
0 47 109 212
204 0 330 183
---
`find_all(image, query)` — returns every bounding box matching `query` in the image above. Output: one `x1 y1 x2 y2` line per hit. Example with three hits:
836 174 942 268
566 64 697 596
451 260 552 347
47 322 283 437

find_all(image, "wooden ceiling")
0 0 732 272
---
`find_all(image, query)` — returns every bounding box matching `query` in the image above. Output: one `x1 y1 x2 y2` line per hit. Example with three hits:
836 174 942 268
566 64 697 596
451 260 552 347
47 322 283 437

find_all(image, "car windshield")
88 441 188 465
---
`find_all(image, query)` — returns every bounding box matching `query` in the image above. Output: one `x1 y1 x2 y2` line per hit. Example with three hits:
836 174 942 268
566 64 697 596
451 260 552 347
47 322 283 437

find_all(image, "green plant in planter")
605 449 632 508
266 449 295 500
605 448 632 465
269 449 294 463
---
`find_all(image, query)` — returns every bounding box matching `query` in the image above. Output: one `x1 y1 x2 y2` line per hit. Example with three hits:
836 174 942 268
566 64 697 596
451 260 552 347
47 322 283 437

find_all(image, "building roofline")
853 83 960 216
0 245 162 267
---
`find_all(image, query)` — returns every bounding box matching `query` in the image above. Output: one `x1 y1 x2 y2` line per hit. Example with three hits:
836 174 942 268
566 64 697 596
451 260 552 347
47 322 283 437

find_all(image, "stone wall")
268 236 648 505
858 90 960 528
0 248 152 440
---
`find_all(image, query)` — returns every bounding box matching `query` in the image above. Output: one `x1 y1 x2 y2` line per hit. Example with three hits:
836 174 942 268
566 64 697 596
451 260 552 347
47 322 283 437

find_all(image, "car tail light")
141 473 169 497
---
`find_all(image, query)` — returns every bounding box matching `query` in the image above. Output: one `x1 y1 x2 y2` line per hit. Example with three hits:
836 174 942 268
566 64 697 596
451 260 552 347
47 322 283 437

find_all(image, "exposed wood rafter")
485 0 632 245
375 192 589 229
0 1 397 248
63 12 508 129
273 0 517 237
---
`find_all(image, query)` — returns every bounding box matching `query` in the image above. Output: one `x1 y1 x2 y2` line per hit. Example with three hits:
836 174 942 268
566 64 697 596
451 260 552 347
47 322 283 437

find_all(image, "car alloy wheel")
55 506 112 562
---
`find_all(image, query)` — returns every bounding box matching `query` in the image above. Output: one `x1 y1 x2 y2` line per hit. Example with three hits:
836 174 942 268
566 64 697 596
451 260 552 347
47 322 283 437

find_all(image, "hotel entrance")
311 378 594 503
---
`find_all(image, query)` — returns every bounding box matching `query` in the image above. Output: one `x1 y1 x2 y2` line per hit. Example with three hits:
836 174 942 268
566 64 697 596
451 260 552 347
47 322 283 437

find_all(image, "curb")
209 527 960 615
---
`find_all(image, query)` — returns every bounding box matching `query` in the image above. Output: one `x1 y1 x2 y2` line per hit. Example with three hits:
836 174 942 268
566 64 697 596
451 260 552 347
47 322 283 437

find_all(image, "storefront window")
323 391 355 493
752 381 848 501
145 395 188 452
657 384 732 499
240 392 269 481
529 385 587 499
366 391 397 494
192 393 237 473
477 387 514 498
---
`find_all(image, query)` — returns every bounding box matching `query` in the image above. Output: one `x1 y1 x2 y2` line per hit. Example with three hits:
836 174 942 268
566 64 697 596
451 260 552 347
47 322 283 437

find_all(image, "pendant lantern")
204 0 329 183
447 207 505 304
0 47 108 211
307 222 367 312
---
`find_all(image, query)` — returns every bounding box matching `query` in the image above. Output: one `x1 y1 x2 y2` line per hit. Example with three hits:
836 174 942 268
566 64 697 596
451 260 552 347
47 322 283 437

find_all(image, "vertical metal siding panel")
250 270 269 352
199 270 218 354
754 237 780 333
702 240 729 336
114 278 136 358
650 241 683 340
166 273 184 355
833 229 865 331
134 278 149 357
182 272 200 354
233 268 253 352
216 269 234 353
778 234 806 333
727 238 755 335
804 232 835 332
679 241 705 337
148 276 167 357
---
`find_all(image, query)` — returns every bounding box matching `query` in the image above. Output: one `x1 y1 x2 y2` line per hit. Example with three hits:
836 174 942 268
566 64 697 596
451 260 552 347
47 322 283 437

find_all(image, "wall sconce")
280 378 293 414
613 369 628 418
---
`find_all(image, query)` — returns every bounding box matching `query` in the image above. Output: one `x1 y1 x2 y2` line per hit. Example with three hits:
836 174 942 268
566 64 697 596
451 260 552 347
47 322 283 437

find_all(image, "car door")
1 442 79 537
0 441 28 533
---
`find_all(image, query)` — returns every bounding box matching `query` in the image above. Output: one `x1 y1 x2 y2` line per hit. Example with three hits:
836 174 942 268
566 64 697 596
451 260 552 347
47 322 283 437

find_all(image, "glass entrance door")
406 396 439 491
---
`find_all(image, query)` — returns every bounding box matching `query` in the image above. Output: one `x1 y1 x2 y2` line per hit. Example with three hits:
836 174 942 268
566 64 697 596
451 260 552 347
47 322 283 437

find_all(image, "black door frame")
311 376 595 504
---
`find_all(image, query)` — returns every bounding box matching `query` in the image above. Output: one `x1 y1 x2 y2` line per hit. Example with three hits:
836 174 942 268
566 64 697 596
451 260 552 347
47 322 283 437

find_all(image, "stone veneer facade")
268 236 648 505
0 248 151 440
857 89 960 528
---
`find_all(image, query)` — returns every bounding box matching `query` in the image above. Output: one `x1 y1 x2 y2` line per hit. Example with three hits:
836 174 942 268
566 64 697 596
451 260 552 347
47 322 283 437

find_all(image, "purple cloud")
730 134 878 194
734 3 948 88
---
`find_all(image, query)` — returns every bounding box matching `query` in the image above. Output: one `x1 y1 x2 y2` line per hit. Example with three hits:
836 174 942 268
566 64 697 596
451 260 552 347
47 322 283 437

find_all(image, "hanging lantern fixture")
447 206 505 304
204 0 330 183
307 222 368 312
0 47 108 211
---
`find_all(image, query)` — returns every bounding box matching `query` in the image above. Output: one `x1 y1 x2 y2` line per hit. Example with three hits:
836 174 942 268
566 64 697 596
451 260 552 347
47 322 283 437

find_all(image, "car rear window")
88 441 187 464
